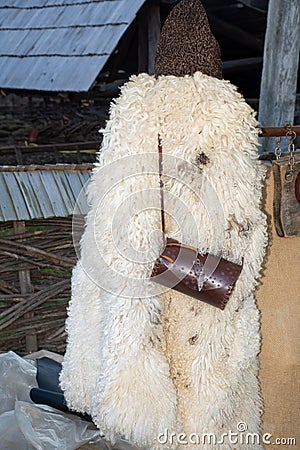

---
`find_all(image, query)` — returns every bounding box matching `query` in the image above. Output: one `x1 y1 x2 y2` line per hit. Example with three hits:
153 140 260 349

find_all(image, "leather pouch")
151 238 243 310
272 154 300 237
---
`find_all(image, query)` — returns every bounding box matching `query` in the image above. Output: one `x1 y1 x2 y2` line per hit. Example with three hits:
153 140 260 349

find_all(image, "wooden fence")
0 218 78 354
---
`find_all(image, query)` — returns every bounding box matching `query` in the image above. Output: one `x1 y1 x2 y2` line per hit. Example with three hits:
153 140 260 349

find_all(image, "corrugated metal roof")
0 0 146 91
0 164 92 221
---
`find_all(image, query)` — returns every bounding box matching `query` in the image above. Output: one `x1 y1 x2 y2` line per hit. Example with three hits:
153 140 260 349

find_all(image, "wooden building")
0 0 299 151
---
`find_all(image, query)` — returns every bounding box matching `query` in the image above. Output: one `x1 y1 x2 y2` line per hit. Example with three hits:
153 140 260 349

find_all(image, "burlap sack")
257 166 300 444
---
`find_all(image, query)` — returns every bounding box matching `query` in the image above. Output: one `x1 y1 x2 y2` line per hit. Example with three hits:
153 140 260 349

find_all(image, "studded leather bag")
150 137 243 310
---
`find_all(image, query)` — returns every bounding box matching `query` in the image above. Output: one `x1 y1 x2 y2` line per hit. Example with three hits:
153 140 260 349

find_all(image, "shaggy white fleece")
60 72 267 450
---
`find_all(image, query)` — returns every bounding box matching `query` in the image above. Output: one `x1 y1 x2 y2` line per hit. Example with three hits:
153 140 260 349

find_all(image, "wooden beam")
0 141 100 155
208 13 264 52
222 57 263 74
241 0 268 11
13 220 37 353
0 164 93 172
108 22 137 80
258 0 300 152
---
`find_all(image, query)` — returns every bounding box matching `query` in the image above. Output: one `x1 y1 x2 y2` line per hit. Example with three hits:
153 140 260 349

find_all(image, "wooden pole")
259 125 300 137
147 4 161 75
138 4 161 75
13 220 38 353
258 0 300 153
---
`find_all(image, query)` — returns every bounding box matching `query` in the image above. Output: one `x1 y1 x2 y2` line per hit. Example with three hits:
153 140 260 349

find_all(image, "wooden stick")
0 279 69 330
0 238 75 267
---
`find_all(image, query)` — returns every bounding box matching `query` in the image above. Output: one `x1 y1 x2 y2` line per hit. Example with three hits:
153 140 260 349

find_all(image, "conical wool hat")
154 0 222 79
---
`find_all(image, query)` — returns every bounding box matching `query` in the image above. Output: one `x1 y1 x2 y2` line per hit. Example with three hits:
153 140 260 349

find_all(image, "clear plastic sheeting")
0 351 139 450
0 351 38 414
0 409 34 450
15 401 100 450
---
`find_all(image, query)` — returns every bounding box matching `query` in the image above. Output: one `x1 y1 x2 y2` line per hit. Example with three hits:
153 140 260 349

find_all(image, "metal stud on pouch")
193 259 205 291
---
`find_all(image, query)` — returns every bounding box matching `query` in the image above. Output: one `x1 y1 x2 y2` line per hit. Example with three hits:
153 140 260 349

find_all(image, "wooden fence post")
258 0 300 153
13 220 38 353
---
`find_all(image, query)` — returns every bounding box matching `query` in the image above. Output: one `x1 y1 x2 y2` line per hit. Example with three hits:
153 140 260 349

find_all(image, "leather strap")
158 135 166 234
162 242 199 264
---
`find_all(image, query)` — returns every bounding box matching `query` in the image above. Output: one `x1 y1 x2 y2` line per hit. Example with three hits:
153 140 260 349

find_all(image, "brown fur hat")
154 0 222 79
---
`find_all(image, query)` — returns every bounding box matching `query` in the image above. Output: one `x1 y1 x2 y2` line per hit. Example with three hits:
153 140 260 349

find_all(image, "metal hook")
284 122 297 143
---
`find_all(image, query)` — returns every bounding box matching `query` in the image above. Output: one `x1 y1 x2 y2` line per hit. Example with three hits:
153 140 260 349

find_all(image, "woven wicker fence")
0 218 78 355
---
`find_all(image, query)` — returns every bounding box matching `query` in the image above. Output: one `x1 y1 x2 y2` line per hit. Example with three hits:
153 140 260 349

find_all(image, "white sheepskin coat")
60 72 267 450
